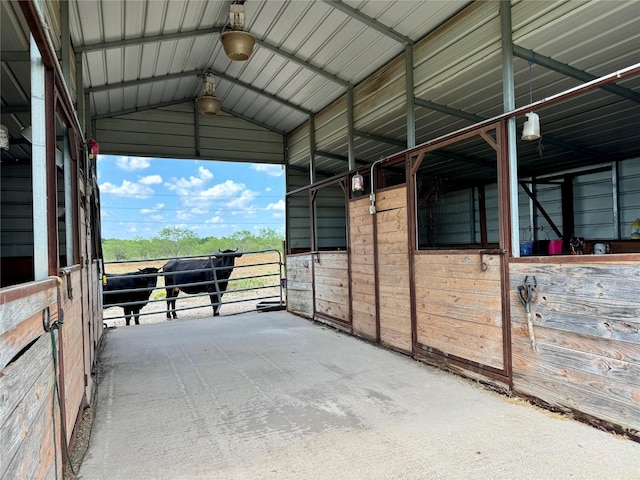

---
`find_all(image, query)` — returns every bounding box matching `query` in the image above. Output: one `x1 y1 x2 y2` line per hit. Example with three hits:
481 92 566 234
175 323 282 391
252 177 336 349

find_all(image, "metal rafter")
513 45 640 104
74 27 224 53
321 0 413 45
414 97 616 161
86 68 311 115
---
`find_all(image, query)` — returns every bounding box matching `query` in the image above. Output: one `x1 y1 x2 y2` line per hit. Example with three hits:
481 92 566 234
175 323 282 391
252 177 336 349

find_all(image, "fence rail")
102 249 285 324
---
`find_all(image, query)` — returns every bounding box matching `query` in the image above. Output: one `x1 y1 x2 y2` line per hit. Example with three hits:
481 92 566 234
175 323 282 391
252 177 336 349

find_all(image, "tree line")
102 227 284 261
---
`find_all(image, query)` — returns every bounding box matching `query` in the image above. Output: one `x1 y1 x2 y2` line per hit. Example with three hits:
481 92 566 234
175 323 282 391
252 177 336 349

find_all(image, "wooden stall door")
349 196 376 341
313 252 350 327
414 252 505 377
375 187 412 353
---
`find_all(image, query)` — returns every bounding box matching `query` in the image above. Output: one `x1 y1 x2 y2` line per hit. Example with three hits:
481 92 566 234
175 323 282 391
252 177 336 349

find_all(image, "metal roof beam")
74 27 350 88
415 97 616 161
354 129 405 148
86 68 311 115
74 27 223 53
255 38 350 88
321 0 413 45
513 45 640 104
93 97 287 135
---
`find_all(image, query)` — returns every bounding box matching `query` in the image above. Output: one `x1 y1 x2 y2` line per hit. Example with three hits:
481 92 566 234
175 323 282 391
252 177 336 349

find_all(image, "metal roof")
1 0 639 178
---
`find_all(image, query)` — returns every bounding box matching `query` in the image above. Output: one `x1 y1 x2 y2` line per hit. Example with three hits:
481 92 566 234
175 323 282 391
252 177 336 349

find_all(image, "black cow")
103 267 160 325
162 249 243 319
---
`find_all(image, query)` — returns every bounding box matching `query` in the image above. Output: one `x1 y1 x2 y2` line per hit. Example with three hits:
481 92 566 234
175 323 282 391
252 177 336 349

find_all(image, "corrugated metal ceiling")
70 0 470 134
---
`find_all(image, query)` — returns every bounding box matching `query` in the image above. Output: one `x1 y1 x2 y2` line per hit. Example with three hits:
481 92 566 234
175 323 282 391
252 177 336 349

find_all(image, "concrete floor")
78 311 639 480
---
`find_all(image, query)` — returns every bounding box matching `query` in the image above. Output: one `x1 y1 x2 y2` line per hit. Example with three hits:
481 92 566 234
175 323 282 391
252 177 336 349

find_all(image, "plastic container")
520 240 533 256
548 239 563 255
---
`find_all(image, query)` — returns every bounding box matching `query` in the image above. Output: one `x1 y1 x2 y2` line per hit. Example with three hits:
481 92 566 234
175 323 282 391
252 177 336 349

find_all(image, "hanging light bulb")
197 72 222 115
522 112 540 141
351 173 364 192
220 3 255 61
522 56 541 141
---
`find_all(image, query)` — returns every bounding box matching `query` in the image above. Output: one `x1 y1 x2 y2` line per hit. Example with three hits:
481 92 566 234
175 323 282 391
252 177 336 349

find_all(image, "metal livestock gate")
102 250 286 325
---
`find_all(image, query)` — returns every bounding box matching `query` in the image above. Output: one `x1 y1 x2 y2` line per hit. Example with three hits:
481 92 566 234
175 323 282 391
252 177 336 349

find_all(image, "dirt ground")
101 251 284 327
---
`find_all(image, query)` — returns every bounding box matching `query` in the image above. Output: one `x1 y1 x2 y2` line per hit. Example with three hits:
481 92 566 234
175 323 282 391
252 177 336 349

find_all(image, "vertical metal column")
76 56 85 135
64 126 74 263
309 114 316 184
406 44 416 149
500 0 520 256
31 35 48 280
61 0 71 87
347 86 355 171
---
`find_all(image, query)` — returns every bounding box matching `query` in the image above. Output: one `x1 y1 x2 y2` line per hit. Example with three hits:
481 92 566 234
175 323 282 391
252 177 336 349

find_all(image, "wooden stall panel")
286 254 313 318
510 261 640 436
415 253 504 370
349 197 376 340
376 187 412 353
314 252 350 324
61 270 87 437
0 327 60 480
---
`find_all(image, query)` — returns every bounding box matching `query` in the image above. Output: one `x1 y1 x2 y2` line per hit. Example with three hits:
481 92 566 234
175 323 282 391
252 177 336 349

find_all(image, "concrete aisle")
78 311 639 480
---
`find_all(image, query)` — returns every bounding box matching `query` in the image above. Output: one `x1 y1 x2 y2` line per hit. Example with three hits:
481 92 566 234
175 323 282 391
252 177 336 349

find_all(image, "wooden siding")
349 197 376 341
286 254 313 318
314 252 349 324
0 279 61 480
510 260 640 436
415 253 504 370
376 187 412 353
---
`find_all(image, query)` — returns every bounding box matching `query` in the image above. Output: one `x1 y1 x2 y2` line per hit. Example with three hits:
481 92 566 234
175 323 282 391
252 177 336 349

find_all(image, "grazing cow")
103 267 160 325
162 249 243 319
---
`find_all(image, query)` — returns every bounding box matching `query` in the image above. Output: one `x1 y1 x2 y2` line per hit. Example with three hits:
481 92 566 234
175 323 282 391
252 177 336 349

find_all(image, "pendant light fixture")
522 55 541 141
220 3 255 61
197 72 222 115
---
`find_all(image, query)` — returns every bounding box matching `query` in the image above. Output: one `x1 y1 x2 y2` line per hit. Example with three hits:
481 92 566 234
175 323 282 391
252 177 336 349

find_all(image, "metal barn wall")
95 103 285 163
619 157 640 237
314 183 347 250
0 163 32 258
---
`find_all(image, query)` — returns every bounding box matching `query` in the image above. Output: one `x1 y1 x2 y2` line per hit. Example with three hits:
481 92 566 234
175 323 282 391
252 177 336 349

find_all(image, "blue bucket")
520 240 533 256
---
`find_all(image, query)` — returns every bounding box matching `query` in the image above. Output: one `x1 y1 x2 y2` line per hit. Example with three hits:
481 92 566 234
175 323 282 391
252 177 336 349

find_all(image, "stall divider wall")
509 258 640 436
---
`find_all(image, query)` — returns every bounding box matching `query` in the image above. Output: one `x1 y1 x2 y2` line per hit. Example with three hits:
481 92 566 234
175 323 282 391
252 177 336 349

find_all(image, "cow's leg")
166 288 178 319
133 307 141 325
124 307 132 326
210 293 221 316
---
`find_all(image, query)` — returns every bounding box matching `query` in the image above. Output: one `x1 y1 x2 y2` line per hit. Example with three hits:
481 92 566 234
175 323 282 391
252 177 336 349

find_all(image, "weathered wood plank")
315 298 349 321
0 335 56 479
287 290 313 317
417 287 502 312
512 337 640 432
0 284 57 336
416 300 502 327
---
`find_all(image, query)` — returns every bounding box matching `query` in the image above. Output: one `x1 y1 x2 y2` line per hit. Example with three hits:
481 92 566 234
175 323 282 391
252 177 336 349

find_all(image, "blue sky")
97 155 285 240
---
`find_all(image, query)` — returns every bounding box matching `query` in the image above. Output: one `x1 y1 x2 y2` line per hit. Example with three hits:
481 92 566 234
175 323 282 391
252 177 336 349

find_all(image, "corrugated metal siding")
619 157 640 239
95 103 284 163
1 164 33 257
314 183 347 250
573 169 615 240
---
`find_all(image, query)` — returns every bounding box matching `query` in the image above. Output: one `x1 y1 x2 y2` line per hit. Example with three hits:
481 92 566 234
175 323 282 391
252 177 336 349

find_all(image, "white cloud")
251 164 283 177
140 203 165 214
139 175 162 185
116 156 151 171
167 167 214 191
100 180 154 198
266 199 285 211
206 216 223 224
265 187 272 192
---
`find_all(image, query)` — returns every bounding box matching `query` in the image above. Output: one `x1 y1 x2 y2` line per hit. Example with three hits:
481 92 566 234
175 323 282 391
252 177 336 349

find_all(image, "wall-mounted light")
220 3 255 61
197 72 222 115
351 173 364 192
0 124 9 150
